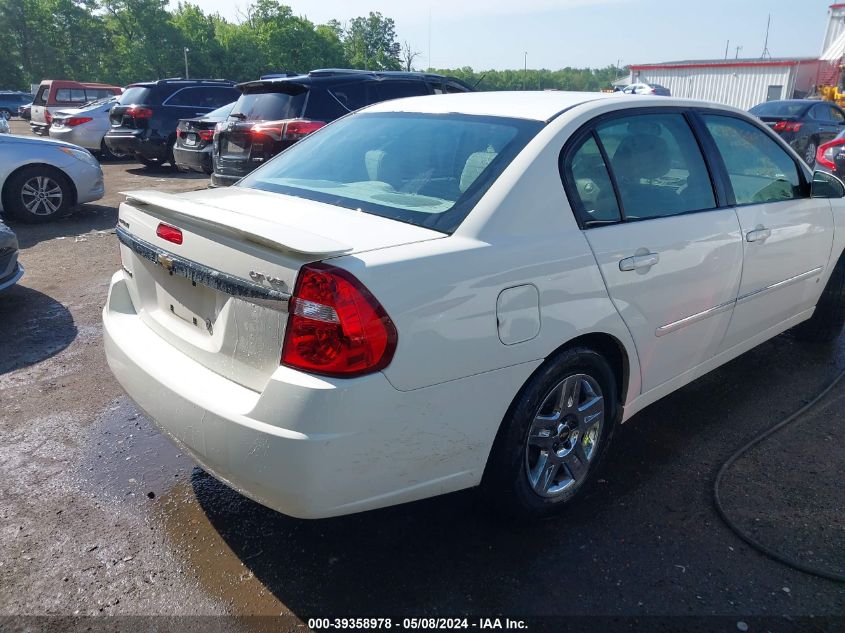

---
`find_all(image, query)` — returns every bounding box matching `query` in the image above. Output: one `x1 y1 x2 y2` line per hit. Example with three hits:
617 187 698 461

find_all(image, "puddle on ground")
81 396 194 504
84 396 295 617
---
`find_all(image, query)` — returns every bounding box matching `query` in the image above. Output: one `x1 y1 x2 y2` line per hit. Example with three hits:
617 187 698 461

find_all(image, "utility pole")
724 40 730 60
523 51 528 90
761 14 771 58
183 47 190 79
735 45 743 60
428 8 432 70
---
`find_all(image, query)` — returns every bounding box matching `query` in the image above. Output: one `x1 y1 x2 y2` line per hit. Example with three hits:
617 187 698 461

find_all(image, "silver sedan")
0 134 104 222
49 97 126 160
0 220 22 290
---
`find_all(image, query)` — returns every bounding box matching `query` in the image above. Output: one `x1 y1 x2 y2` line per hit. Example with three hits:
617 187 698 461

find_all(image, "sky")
171 0 833 70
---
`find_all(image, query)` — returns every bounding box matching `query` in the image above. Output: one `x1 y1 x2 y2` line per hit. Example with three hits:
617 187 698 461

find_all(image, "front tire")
99 139 127 161
804 140 818 167
0 109 11 120
2 166 73 223
481 346 619 519
793 255 845 342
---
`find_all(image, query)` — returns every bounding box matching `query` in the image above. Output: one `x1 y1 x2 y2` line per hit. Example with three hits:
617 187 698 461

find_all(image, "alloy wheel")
20 175 63 217
805 142 817 166
524 373 604 497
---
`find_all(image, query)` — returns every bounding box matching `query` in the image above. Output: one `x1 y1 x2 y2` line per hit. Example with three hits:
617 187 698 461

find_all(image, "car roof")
361 90 616 122
236 69 470 92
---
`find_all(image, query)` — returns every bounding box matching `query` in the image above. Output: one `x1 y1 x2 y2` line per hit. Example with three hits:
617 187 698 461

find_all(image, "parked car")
173 101 235 174
816 130 845 177
19 103 32 121
0 117 9 134
619 82 671 96
0 220 23 291
211 69 473 186
103 92 845 520
0 134 104 222
30 80 122 136
104 79 239 169
0 92 33 120
49 96 126 160
749 99 845 166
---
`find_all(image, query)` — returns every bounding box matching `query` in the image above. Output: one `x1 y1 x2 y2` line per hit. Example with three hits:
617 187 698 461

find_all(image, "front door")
564 111 743 393
701 114 834 350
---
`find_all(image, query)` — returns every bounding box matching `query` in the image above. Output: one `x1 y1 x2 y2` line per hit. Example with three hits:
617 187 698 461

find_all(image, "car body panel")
0 134 105 213
103 92 845 517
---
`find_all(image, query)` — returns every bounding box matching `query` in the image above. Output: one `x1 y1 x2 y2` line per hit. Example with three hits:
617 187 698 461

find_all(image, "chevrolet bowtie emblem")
157 254 174 270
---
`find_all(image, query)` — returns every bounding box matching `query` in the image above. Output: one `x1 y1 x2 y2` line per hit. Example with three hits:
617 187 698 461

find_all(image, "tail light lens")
198 129 214 142
816 138 845 170
773 120 802 133
45 110 52 125
250 119 326 142
126 106 153 119
176 129 183 138
281 263 397 377
156 222 183 245
65 116 93 127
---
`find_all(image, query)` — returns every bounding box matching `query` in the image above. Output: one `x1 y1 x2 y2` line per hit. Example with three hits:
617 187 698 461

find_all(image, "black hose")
713 367 845 583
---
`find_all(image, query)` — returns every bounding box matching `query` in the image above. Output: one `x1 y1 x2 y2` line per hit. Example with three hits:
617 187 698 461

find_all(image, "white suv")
103 91 845 519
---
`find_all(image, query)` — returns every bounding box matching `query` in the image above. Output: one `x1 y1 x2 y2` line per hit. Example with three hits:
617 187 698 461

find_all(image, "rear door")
811 103 842 147
565 110 743 392
701 114 834 350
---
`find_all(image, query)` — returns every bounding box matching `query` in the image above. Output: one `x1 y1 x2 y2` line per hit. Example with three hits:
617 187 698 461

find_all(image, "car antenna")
472 73 488 90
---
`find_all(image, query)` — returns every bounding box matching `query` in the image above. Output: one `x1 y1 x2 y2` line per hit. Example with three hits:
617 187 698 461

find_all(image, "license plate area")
154 269 221 337
222 135 249 157
183 134 197 147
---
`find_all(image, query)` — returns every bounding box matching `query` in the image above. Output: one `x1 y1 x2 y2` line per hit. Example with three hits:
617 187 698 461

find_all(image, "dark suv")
104 79 240 168
211 69 472 186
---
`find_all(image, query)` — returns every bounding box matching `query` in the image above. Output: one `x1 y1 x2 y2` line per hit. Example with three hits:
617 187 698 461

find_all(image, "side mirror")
811 170 845 199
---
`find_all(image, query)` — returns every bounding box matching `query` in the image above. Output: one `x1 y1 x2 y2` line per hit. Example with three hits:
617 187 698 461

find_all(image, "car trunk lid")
116 187 444 391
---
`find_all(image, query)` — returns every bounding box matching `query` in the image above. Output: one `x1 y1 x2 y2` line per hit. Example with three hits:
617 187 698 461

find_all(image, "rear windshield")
238 112 543 233
749 102 809 117
207 102 236 119
119 86 157 105
230 86 307 121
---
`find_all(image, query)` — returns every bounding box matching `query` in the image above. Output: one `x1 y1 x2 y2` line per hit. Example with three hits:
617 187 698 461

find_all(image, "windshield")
238 112 543 233
230 88 307 121
749 102 809 117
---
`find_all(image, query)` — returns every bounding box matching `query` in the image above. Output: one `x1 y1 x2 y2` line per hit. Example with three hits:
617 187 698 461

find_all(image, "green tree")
343 12 400 71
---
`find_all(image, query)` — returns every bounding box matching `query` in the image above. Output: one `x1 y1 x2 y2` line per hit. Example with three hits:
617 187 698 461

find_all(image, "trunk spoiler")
120 189 353 256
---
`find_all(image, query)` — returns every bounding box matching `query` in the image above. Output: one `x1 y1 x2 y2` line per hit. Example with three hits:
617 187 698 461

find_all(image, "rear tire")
0 109 11 120
793 255 845 342
2 166 73 223
481 346 619 520
99 139 127 161
137 155 159 168
804 139 818 167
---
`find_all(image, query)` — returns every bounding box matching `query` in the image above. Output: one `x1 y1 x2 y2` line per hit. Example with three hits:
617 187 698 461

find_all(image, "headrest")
612 134 671 182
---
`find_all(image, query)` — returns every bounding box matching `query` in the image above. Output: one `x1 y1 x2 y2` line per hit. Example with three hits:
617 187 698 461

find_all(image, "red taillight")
156 223 183 245
281 263 397 377
198 129 214 142
817 138 845 170
773 120 802 133
45 110 52 124
176 129 183 138
250 119 326 142
126 106 153 119
65 116 93 127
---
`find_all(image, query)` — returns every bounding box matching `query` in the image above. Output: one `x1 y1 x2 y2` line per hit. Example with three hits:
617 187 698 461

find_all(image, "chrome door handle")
619 252 660 272
746 226 772 243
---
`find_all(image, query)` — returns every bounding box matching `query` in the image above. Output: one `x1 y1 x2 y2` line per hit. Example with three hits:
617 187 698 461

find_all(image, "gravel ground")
0 119 843 630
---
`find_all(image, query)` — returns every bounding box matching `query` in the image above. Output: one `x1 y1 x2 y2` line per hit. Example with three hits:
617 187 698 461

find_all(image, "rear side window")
565 135 621 224
165 87 229 107
703 115 804 205
231 87 307 121
595 113 716 220
303 88 348 121
328 82 369 111
371 80 430 102
55 88 87 103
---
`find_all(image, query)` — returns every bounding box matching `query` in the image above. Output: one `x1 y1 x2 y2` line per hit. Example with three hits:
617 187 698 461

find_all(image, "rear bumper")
173 145 212 173
105 130 170 162
209 171 240 187
103 270 532 518
49 126 102 151
30 122 49 136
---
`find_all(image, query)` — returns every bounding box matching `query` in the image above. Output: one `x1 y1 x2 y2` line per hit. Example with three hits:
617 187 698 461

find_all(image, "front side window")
703 115 803 205
238 112 542 233
595 113 716 220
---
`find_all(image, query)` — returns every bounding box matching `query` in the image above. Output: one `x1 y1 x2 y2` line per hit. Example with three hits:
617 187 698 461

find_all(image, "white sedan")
0 134 104 222
103 91 845 519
